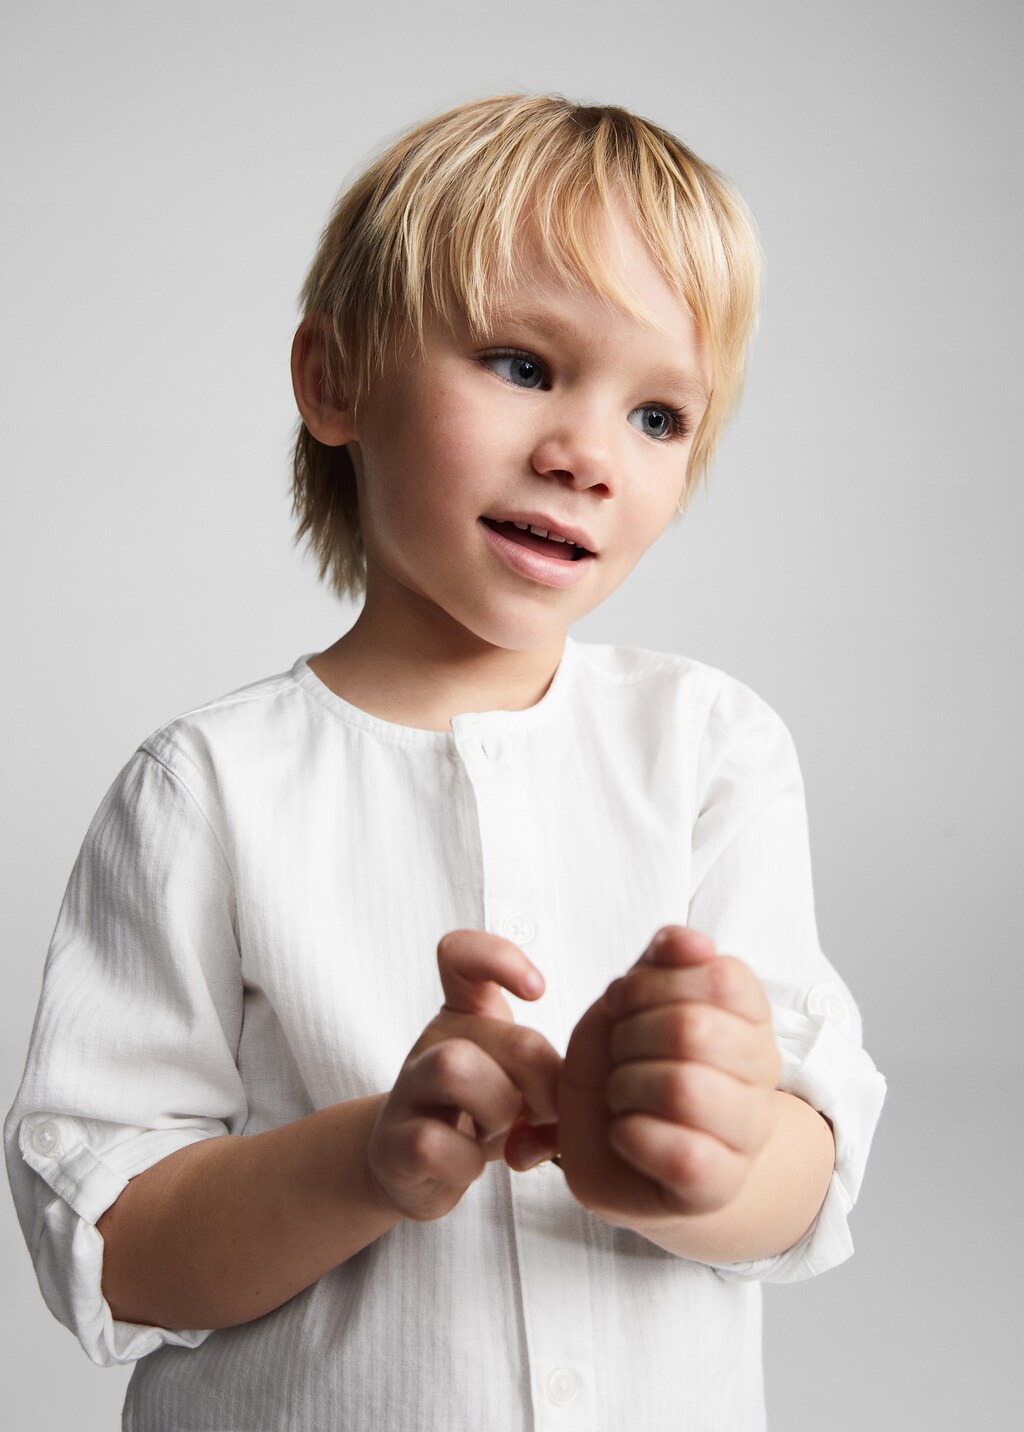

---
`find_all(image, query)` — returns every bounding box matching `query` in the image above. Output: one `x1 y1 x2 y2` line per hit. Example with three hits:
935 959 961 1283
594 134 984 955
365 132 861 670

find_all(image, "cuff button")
31 1121 62 1158
805 982 849 1027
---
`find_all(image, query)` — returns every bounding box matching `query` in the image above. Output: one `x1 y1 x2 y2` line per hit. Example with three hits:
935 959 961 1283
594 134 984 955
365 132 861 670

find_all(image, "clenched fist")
524 926 782 1230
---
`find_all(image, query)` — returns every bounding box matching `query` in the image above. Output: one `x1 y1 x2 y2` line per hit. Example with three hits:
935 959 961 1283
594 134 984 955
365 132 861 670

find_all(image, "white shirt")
5 639 885 1431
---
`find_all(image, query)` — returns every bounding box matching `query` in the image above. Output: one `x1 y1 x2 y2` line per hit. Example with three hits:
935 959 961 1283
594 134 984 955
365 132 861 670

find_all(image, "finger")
405 1038 524 1144
610 1003 781 1086
606 1060 774 1155
437 929 545 1019
606 954 770 1025
640 925 718 970
608 1114 747 1213
434 1015 561 1126
372 1105 489 1208
503 1116 560 1172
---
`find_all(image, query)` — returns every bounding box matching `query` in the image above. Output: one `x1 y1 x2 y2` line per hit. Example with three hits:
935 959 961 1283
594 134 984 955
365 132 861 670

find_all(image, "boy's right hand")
366 930 561 1223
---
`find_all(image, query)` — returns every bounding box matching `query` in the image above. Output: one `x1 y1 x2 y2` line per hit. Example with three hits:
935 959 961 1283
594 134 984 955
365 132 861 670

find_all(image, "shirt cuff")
712 996 887 1285
17 1112 222 1365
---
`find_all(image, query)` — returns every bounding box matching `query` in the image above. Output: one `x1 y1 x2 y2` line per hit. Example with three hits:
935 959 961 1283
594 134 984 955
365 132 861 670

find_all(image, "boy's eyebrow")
491 308 711 403
640 363 711 405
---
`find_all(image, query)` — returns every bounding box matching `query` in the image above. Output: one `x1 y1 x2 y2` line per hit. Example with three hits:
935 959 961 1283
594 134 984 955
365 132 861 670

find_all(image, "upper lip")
483 512 598 555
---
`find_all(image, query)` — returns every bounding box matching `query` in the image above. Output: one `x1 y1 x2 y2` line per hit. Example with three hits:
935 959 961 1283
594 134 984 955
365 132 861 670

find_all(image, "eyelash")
643 404 690 441
480 348 692 442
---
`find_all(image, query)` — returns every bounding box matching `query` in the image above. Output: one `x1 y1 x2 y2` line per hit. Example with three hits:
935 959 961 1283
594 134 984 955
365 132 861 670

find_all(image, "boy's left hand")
507 926 782 1229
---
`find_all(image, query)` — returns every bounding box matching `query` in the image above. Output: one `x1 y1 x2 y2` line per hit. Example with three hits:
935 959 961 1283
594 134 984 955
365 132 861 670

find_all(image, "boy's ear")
291 316 358 446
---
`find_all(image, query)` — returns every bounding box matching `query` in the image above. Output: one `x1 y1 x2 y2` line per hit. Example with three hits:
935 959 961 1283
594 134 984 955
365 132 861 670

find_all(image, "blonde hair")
292 93 762 600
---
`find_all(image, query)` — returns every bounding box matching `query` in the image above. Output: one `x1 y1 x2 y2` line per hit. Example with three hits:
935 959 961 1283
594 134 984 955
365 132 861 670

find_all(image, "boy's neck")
308 604 567 733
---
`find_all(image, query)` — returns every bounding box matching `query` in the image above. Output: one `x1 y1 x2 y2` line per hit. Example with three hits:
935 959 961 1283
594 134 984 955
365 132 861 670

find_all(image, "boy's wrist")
336 1094 409 1225
359 1095 411 1224
609 1092 835 1263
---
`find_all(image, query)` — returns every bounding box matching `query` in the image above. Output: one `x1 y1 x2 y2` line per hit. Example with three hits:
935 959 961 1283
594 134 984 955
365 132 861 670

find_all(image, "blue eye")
628 405 686 441
482 351 546 389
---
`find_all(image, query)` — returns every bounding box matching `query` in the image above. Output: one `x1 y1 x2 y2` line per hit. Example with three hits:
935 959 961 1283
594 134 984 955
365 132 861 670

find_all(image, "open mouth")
481 518 591 561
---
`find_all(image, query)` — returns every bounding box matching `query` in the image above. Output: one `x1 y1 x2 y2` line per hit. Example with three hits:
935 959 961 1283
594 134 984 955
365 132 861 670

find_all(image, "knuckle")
666 1063 706 1121
506 1023 547 1067
675 1003 710 1053
709 956 745 1004
617 968 645 1009
436 929 470 968
663 1133 711 1190
404 1122 433 1166
407 1120 449 1172
430 1037 477 1087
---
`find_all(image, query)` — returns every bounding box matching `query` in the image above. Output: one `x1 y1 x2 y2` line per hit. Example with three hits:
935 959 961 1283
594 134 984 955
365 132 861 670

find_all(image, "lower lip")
479 521 595 589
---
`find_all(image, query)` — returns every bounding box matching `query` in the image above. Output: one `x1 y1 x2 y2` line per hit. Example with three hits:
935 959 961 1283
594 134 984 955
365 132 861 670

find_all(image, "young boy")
6 95 885 1430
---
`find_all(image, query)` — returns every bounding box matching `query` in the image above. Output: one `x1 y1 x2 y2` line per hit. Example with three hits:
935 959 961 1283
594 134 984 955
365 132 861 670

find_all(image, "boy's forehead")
467 224 711 392
504 203 663 305
509 205 695 321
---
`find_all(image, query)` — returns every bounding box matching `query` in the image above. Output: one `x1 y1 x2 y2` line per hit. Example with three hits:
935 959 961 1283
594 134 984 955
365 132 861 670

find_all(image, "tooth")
548 533 567 544
513 521 529 530
530 526 549 539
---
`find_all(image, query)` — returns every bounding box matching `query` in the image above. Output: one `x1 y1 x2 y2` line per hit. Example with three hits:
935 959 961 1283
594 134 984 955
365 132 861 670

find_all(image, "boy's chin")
467 611 579 657
474 631 568 660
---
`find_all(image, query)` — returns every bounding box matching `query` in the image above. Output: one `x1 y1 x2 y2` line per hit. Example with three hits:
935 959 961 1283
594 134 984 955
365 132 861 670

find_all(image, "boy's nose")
530 410 615 494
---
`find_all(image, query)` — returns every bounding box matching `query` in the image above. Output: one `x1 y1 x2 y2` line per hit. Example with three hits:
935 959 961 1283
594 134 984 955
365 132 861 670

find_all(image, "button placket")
466 723 591 1427
508 1171 596 1429
451 714 495 778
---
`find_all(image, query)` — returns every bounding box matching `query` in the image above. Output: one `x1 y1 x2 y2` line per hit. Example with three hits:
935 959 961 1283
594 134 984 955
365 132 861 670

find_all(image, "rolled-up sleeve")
4 748 247 1364
686 681 886 1284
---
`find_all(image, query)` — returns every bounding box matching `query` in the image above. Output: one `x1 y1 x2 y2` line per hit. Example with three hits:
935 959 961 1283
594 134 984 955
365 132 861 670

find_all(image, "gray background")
2 0 1021 1426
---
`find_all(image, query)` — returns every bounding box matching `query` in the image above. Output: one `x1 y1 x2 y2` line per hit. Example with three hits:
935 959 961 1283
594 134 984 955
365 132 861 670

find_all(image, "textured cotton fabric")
6 639 885 1431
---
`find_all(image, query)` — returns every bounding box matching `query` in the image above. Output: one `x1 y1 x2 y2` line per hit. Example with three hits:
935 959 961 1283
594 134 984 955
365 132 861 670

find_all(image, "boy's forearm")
626 1091 835 1265
97 1095 401 1330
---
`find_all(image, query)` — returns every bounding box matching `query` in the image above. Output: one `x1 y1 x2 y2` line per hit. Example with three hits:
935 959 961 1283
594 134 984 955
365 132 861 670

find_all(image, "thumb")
639 924 718 971
436 929 545 1021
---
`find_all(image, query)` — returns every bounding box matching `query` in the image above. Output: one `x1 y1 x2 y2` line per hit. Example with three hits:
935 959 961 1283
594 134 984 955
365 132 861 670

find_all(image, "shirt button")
503 914 535 944
31 1121 62 1158
805 982 849 1026
546 1366 580 1407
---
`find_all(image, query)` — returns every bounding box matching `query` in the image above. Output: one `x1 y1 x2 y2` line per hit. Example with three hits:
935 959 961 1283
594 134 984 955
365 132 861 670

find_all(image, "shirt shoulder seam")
136 746 233 878
145 669 301 737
